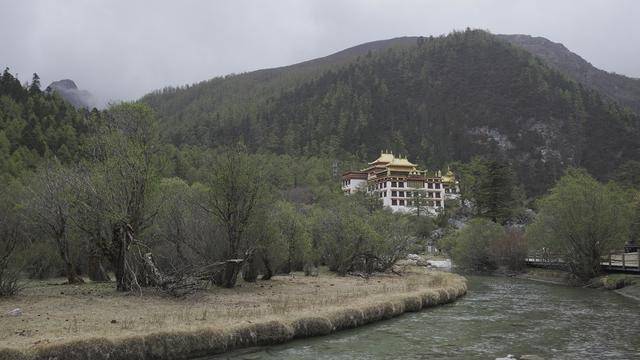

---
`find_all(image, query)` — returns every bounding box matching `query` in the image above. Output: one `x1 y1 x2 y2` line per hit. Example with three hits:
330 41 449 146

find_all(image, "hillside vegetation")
141 30 640 196
498 34 640 114
0 69 102 181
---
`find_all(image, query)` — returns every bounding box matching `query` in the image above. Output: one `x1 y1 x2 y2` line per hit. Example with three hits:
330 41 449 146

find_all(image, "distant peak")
45 79 97 109
46 79 78 91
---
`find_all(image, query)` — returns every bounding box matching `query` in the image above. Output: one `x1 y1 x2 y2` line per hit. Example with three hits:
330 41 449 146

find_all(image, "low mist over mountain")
140 30 640 196
45 79 98 109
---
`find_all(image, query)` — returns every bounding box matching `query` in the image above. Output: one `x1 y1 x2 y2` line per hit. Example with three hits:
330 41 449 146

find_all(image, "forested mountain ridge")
141 30 640 196
140 36 417 145
497 34 640 114
0 69 102 180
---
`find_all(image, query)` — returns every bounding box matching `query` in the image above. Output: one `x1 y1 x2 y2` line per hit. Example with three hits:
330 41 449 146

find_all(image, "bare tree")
201 147 263 287
27 164 84 284
0 186 25 296
77 103 160 291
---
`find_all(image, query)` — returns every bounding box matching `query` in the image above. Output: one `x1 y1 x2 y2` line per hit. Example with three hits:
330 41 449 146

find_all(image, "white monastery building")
341 151 460 215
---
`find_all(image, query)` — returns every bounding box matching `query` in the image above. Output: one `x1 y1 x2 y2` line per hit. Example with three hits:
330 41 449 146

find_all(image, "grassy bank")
0 267 466 360
517 267 640 301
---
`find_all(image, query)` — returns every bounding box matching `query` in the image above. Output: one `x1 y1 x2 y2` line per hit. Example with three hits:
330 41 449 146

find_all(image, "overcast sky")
2 0 639 106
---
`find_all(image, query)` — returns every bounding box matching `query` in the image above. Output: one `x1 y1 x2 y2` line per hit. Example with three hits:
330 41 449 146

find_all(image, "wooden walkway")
526 251 640 273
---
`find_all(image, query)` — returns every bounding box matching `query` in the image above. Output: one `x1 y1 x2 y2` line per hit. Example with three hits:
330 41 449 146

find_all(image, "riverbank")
0 267 466 360
514 267 640 301
236 275 640 359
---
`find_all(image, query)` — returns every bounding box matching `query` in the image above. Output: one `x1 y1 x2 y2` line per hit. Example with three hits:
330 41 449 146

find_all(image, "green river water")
213 276 639 359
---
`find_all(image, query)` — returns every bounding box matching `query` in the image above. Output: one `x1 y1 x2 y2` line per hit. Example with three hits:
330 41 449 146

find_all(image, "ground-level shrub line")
0 276 466 360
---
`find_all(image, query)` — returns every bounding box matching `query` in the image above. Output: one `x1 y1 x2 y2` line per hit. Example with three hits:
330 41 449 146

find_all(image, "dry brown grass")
0 267 466 359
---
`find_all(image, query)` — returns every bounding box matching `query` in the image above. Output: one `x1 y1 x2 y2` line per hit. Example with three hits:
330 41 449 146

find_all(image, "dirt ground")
0 267 461 350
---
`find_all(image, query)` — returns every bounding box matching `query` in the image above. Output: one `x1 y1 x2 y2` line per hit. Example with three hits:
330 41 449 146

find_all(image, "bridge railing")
525 250 564 267
603 250 640 271
527 249 640 273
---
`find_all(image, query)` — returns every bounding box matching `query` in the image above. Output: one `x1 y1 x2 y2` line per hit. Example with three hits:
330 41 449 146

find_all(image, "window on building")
435 192 441 198
427 183 433 189
391 181 397 187
436 200 441 207
391 191 397 197
435 183 441 189
399 199 405 206
399 191 404 197
392 199 397 206
399 182 405 188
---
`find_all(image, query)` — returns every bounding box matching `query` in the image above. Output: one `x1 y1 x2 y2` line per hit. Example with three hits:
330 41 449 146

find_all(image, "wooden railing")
526 249 640 273
604 250 640 271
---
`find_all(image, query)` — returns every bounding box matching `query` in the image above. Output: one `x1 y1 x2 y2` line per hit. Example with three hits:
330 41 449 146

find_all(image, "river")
212 276 639 359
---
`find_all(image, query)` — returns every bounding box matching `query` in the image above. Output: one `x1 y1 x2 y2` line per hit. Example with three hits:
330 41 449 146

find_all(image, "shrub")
442 218 505 271
25 241 65 279
526 168 633 280
490 228 527 271
0 261 22 297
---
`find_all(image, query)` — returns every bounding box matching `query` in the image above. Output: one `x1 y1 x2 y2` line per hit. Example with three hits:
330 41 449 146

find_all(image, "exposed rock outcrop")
46 79 98 109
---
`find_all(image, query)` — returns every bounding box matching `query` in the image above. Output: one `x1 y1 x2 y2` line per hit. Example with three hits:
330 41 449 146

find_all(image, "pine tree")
29 73 41 94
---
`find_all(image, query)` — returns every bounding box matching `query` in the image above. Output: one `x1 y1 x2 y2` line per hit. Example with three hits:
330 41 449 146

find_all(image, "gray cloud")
2 0 638 107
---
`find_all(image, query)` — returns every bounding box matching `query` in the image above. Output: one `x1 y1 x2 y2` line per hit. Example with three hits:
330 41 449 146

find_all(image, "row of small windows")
375 190 441 198
391 199 442 207
368 181 444 191
371 181 406 190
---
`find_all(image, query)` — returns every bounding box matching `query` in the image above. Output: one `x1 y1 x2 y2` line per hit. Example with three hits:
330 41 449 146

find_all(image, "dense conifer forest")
141 30 640 196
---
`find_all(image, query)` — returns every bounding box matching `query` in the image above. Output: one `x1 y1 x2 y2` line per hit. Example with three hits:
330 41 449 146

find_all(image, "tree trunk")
65 261 84 284
87 253 110 282
261 255 273 280
242 258 258 282
55 229 84 285
112 224 134 291
222 259 242 288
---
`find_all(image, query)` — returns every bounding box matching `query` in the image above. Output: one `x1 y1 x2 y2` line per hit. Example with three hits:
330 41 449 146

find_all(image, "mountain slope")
0 69 101 179
140 37 417 144
497 34 640 113
141 30 640 196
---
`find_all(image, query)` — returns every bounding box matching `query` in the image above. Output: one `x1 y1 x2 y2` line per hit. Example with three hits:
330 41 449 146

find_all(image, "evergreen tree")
29 73 41 94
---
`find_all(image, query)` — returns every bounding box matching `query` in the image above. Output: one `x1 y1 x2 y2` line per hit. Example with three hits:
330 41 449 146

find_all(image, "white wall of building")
342 178 367 194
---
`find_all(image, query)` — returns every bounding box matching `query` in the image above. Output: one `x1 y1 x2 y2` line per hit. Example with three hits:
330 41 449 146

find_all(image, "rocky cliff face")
497 34 640 114
45 79 97 109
